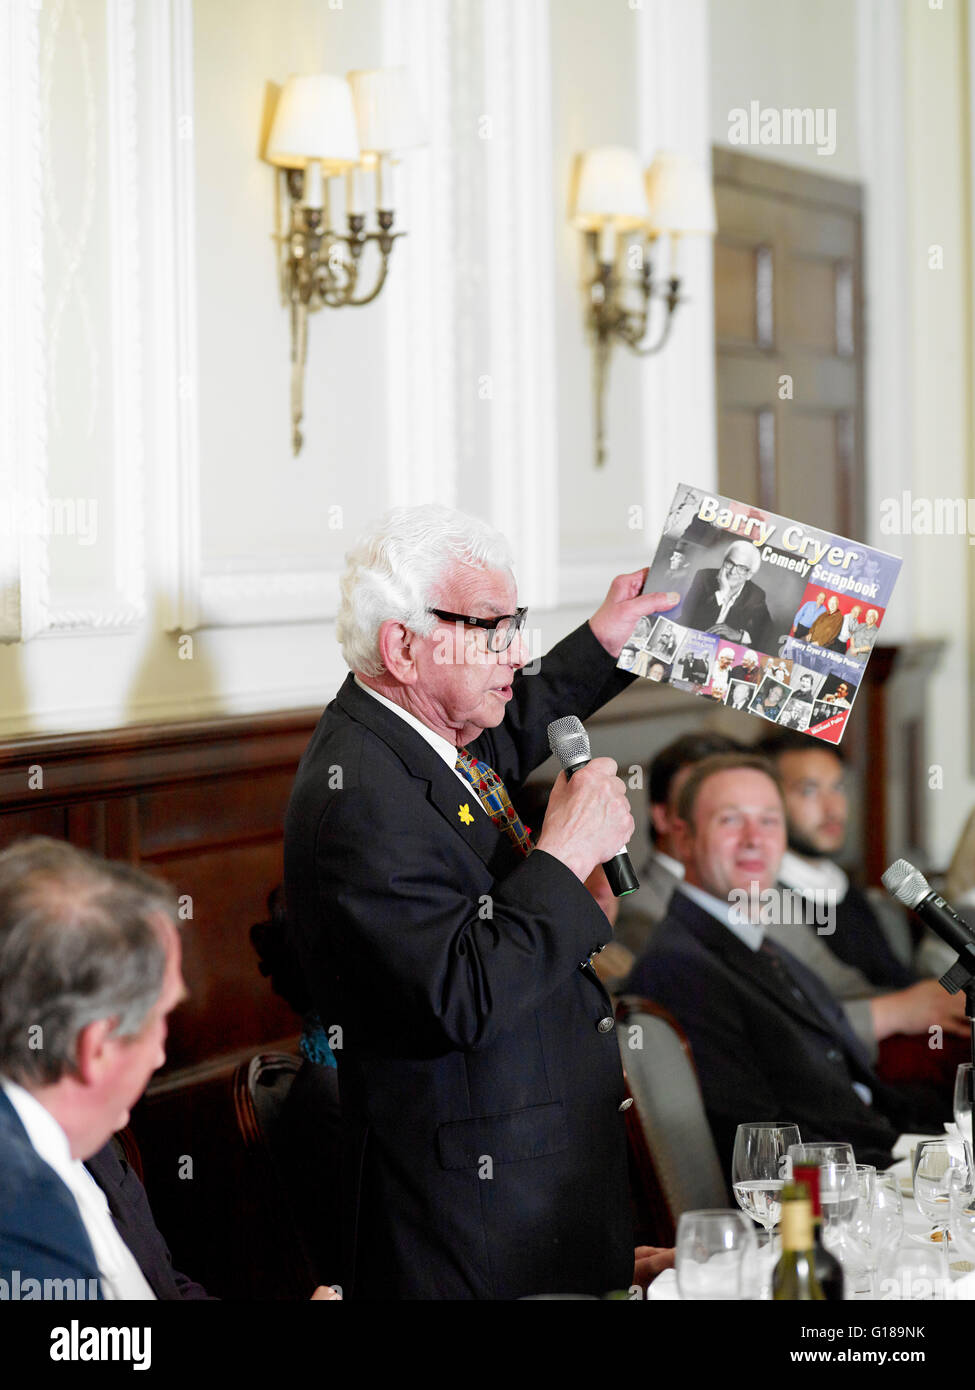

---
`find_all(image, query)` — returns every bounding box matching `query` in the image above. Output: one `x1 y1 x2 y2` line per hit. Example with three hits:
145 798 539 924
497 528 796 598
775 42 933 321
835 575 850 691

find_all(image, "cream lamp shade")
266 74 360 171
645 151 716 236
572 146 648 230
348 67 425 155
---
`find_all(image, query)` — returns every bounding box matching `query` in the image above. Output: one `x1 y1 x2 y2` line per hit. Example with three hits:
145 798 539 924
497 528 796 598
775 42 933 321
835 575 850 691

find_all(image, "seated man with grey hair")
0 837 187 1299
285 504 677 1299
679 540 775 653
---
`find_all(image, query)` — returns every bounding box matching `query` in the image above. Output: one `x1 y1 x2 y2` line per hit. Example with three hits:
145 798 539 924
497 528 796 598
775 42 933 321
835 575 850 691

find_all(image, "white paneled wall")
0 0 714 736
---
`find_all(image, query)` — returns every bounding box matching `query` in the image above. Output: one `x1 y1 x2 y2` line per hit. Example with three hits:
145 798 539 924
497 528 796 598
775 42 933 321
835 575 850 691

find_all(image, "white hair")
724 540 761 575
336 505 515 675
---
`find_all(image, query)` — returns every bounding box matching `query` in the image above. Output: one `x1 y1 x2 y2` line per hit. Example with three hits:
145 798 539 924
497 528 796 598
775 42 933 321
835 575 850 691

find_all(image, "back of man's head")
647 731 742 845
753 728 845 766
0 838 177 1088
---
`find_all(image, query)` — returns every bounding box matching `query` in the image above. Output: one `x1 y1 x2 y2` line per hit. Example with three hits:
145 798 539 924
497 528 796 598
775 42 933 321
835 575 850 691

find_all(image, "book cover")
617 484 902 743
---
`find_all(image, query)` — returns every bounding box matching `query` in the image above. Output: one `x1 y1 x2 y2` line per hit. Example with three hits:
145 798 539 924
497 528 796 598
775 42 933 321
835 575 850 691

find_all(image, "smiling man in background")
627 753 941 1172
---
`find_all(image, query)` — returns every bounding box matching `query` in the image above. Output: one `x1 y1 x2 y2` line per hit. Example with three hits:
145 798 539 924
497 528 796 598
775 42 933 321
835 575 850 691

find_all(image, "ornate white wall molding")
198 568 340 628
635 0 716 538
382 0 457 509
855 0 911 645
146 0 201 633
0 0 47 641
2 0 148 640
482 0 559 608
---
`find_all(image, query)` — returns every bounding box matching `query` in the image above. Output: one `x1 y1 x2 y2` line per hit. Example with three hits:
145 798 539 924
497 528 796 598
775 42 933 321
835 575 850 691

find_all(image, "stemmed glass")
954 1063 974 1151
948 1166 975 1275
819 1161 871 1296
675 1210 758 1300
859 1172 904 1288
731 1122 801 1249
913 1139 972 1265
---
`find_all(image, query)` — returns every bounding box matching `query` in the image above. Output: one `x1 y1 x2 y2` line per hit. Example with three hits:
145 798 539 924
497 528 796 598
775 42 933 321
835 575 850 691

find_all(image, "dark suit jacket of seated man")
284 505 677 1300
626 754 941 1177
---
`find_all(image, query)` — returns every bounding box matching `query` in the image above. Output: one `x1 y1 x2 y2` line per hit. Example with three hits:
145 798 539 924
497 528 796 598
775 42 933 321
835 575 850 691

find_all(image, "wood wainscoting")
0 709 322 1296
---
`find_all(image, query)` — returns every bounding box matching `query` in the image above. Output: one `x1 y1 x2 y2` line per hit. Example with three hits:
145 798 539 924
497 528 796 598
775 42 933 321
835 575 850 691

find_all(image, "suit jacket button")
826 1048 841 1062
618 1097 634 1112
597 1016 615 1034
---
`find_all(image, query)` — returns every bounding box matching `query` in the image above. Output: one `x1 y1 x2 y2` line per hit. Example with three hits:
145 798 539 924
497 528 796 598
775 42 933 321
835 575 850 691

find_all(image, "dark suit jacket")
84 1141 209 1299
0 1088 102 1298
627 891 937 1175
826 884 917 990
284 623 635 1300
680 569 776 654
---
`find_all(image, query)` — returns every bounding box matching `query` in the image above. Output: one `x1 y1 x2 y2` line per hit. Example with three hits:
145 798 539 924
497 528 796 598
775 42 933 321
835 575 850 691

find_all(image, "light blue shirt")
794 600 826 629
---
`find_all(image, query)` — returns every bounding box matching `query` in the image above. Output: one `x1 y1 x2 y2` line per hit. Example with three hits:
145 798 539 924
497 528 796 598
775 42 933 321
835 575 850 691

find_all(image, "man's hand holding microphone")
536 570 678 888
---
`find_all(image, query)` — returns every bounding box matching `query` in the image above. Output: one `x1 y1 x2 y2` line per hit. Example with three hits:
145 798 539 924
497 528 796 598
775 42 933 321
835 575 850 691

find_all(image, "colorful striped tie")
455 747 535 857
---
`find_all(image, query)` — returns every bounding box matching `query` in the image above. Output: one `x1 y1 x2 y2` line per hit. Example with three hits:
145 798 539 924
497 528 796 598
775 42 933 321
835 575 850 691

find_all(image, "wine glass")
913 1140 970 1233
913 1139 971 1268
954 1063 974 1151
819 1161 871 1296
788 1141 855 1171
877 1246 947 1300
860 1172 904 1286
948 1166 975 1277
675 1209 758 1300
732 1122 801 1249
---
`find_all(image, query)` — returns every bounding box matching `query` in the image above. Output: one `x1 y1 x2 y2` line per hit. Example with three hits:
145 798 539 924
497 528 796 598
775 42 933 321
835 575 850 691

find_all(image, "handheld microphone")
546 715 640 897
882 858 975 994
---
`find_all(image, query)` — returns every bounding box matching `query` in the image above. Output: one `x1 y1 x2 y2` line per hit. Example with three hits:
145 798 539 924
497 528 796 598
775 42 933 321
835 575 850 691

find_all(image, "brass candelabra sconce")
266 69 423 455
571 147 716 467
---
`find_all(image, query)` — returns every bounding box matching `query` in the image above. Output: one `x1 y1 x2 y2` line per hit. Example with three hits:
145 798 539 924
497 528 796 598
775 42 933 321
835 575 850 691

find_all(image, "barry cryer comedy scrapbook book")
618 484 902 744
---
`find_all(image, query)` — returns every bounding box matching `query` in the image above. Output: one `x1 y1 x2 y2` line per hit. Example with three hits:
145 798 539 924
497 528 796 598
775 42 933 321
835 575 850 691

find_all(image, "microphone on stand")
547 715 639 898
881 859 975 991
882 857 975 1084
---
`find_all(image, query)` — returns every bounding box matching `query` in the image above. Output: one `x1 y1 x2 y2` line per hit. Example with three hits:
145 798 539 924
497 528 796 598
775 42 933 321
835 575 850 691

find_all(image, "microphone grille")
547 716 590 770
881 858 931 908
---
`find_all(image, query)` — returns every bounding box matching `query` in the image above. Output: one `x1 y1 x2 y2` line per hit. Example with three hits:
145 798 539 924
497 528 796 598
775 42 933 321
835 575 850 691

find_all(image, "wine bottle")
794 1163 846 1301
772 1182 825 1300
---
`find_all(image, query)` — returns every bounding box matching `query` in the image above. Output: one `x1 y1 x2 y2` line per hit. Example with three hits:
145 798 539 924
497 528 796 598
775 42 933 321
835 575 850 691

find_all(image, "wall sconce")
571 146 716 466
266 67 423 454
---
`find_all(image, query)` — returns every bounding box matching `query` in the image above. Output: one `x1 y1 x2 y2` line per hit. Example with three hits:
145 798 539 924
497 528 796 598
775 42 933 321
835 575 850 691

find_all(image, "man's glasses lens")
489 611 525 652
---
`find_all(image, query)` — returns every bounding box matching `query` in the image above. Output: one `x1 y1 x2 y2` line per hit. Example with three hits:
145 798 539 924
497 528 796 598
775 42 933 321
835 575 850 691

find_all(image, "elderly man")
627 754 942 1173
678 541 775 653
848 608 880 663
0 838 187 1298
284 505 676 1300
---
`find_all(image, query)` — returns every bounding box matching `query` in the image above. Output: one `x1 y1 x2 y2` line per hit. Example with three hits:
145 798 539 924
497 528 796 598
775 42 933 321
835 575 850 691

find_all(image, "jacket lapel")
334 675 518 874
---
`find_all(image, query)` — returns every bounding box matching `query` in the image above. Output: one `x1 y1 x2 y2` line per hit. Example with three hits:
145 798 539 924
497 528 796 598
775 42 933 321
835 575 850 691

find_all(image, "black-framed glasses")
427 607 527 653
721 558 752 577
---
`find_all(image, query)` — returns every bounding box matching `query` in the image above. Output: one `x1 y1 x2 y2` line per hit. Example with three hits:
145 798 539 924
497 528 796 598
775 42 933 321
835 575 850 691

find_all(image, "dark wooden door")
713 147 865 541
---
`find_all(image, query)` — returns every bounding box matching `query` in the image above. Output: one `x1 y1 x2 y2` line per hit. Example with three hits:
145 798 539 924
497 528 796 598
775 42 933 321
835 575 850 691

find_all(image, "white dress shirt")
354 676 486 814
677 880 765 952
1 1077 155 1300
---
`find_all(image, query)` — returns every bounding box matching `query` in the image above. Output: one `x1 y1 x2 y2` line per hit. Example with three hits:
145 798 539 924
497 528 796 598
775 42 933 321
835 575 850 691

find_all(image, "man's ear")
649 802 669 843
671 816 694 868
74 1017 117 1086
376 620 418 685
